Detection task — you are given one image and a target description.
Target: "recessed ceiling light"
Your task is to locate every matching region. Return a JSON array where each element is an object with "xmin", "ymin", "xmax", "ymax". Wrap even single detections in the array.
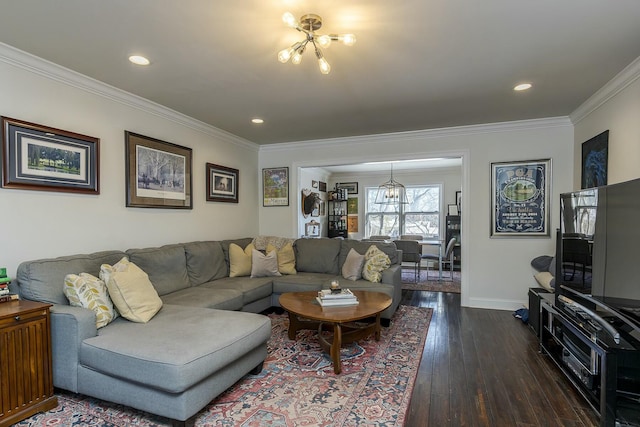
[
  {"xmin": 129, "ymin": 55, "xmax": 150, "ymax": 66},
  {"xmin": 514, "ymin": 83, "xmax": 532, "ymax": 91},
  {"xmin": 251, "ymin": 118, "xmax": 264, "ymax": 124}
]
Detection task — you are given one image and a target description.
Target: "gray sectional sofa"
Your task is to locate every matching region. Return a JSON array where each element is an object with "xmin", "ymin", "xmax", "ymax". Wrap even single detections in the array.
[{"xmin": 14, "ymin": 237, "xmax": 402, "ymax": 426}]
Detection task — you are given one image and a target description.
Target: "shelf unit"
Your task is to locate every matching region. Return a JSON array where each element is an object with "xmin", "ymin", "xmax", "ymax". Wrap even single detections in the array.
[
  {"xmin": 538, "ymin": 293, "xmax": 640, "ymax": 426},
  {"xmin": 327, "ymin": 191, "xmax": 348, "ymax": 238},
  {"xmin": 445, "ymin": 215, "xmax": 461, "ymax": 268}
]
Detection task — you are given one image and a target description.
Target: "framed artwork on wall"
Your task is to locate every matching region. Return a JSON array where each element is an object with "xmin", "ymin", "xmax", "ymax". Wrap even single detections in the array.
[
  {"xmin": 125, "ymin": 131, "xmax": 192, "ymax": 209},
  {"xmin": 581, "ymin": 130, "xmax": 608, "ymax": 189},
  {"xmin": 337, "ymin": 181, "xmax": 358, "ymax": 195},
  {"xmin": 1, "ymin": 116, "xmax": 100, "ymax": 194},
  {"xmin": 455, "ymin": 190, "xmax": 462, "ymax": 214},
  {"xmin": 263, "ymin": 167, "xmax": 289, "ymax": 206},
  {"xmin": 206, "ymin": 163, "xmax": 238, "ymax": 203},
  {"xmin": 491, "ymin": 159, "xmax": 551, "ymax": 237}
]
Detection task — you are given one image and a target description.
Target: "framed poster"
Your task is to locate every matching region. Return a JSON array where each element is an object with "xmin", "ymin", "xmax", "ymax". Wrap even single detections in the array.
[
  {"xmin": 263, "ymin": 167, "xmax": 289, "ymax": 206},
  {"xmin": 125, "ymin": 131, "xmax": 192, "ymax": 209},
  {"xmin": 581, "ymin": 130, "xmax": 608, "ymax": 189},
  {"xmin": 347, "ymin": 197, "xmax": 358, "ymax": 214},
  {"xmin": 491, "ymin": 159, "xmax": 551, "ymax": 237},
  {"xmin": 206, "ymin": 163, "xmax": 238, "ymax": 203},
  {"xmin": 1, "ymin": 116, "xmax": 99, "ymax": 194}
]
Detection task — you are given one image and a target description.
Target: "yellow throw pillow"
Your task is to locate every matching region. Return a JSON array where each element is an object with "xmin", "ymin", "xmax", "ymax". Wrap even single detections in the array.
[
  {"xmin": 64, "ymin": 273, "xmax": 117, "ymax": 328},
  {"xmin": 229, "ymin": 243, "xmax": 254, "ymax": 277},
  {"xmin": 267, "ymin": 242, "xmax": 297, "ymax": 275},
  {"xmin": 101, "ymin": 258, "xmax": 163, "ymax": 323},
  {"xmin": 362, "ymin": 245, "xmax": 391, "ymax": 283}
]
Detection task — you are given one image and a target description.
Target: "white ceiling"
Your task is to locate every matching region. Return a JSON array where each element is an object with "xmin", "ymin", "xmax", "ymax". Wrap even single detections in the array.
[{"xmin": 0, "ymin": 1, "xmax": 639, "ymax": 146}]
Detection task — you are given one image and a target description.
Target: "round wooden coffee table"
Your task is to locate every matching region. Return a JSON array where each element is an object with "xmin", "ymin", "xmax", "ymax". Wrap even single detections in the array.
[{"xmin": 279, "ymin": 290, "xmax": 392, "ymax": 374}]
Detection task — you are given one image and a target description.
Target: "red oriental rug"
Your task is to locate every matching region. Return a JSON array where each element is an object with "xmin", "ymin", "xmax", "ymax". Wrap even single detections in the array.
[
  {"xmin": 401, "ymin": 269, "xmax": 461, "ymax": 293},
  {"xmin": 17, "ymin": 305, "xmax": 432, "ymax": 427}
]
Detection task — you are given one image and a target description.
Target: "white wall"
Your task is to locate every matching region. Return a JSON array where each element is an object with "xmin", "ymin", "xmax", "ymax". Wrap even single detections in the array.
[
  {"xmin": 259, "ymin": 119, "xmax": 574, "ymax": 310},
  {"xmin": 0, "ymin": 45, "xmax": 260, "ymax": 279},
  {"xmin": 298, "ymin": 167, "xmax": 331, "ymax": 237},
  {"xmin": 572, "ymin": 57, "xmax": 640, "ymax": 187}
]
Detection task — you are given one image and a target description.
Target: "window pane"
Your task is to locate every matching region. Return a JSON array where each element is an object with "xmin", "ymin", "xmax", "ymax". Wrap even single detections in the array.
[
  {"xmin": 405, "ymin": 213, "xmax": 439, "ymax": 237},
  {"xmin": 406, "ymin": 187, "xmax": 439, "ymax": 211}
]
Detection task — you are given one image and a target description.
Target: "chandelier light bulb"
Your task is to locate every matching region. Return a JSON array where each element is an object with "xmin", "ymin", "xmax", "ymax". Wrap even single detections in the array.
[
  {"xmin": 292, "ymin": 51, "xmax": 303, "ymax": 65},
  {"xmin": 317, "ymin": 35, "xmax": 332, "ymax": 48},
  {"xmin": 339, "ymin": 34, "xmax": 356, "ymax": 46},
  {"xmin": 318, "ymin": 57, "xmax": 331, "ymax": 74},
  {"xmin": 282, "ymin": 12, "xmax": 297, "ymax": 28},
  {"xmin": 277, "ymin": 47, "xmax": 293, "ymax": 63}
]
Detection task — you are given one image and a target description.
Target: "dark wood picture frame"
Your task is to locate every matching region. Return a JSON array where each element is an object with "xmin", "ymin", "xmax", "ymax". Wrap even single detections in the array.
[
  {"xmin": 125, "ymin": 131, "xmax": 192, "ymax": 209},
  {"xmin": 263, "ymin": 167, "xmax": 289, "ymax": 207},
  {"xmin": 206, "ymin": 163, "xmax": 238, "ymax": 203},
  {"xmin": 1, "ymin": 116, "xmax": 99, "ymax": 194}
]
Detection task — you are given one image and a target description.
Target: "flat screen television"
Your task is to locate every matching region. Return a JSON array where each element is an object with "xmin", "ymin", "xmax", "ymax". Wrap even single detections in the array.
[{"xmin": 557, "ymin": 177, "xmax": 640, "ymax": 336}]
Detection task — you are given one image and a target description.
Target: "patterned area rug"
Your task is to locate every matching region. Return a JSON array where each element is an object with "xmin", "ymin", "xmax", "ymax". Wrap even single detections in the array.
[
  {"xmin": 401, "ymin": 269, "xmax": 461, "ymax": 293},
  {"xmin": 18, "ymin": 305, "xmax": 432, "ymax": 427}
]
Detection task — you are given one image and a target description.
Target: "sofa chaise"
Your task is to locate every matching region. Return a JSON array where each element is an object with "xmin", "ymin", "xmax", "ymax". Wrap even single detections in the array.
[{"xmin": 13, "ymin": 237, "xmax": 402, "ymax": 426}]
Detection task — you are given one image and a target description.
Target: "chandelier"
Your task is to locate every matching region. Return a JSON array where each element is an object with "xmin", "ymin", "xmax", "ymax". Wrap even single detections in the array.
[
  {"xmin": 277, "ymin": 12, "xmax": 356, "ymax": 75},
  {"xmin": 375, "ymin": 164, "xmax": 408, "ymax": 205}
]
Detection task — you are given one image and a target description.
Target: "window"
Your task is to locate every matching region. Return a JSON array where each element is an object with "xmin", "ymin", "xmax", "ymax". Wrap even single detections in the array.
[{"xmin": 365, "ymin": 185, "xmax": 441, "ymax": 238}]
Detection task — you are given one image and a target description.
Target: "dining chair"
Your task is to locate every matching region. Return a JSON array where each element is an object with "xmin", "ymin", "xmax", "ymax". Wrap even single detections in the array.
[
  {"xmin": 368, "ymin": 235, "xmax": 391, "ymax": 241},
  {"xmin": 393, "ymin": 239, "xmax": 422, "ymax": 282},
  {"xmin": 422, "ymin": 237, "xmax": 457, "ymax": 281}
]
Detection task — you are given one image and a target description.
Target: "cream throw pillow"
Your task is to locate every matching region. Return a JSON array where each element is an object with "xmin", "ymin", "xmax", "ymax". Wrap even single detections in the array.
[
  {"xmin": 362, "ymin": 245, "xmax": 391, "ymax": 283},
  {"xmin": 251, "ymin": 249, "xmax": 282, "ymax": 278},
  {"xmin": 229, "ymin": 243, "xmax": 255, "ymax": 277},
  {"xmin": 342, "ymin": 248, "xmax": 365, "ymax": 281},
  {"xmin": 266, "ymin": 242, "xmax": 297, "ymax": 275},
  {"xmin": 64, "ymin": 273, "xmax": 117, "ymax": 328},
  {"xmin": 101, "ymin": 258, "xmax": 162, "ymax": 323}
]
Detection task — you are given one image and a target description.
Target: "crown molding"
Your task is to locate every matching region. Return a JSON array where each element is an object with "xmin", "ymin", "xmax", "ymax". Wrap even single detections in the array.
[
  {"xmin": 260, "ymin": 116, "xmax": 572, "ymax": 153},
  {"xmin": 570, "ymin": 56, "xmax": 640, "ymax": 125},
  {"xmin": 0, "ymin": 43, "xmax": 258, "ymax": 152}
]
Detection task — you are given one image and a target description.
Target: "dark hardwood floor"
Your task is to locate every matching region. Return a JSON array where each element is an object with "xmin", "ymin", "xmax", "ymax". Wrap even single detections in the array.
[{"xmin": 402, "ymin": 290, "xmax": 599, "ymax": 427}]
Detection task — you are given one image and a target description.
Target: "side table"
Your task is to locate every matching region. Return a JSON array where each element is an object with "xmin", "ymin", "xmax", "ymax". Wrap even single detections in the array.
[{"xmin": 0, "ymin": 300, "xmax": 58, "ymax": 427}]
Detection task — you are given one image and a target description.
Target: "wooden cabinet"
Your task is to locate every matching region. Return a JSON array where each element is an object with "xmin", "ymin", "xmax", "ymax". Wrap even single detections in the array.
[{"xmin": 0, "ymin": 300, "xmax": 57, "ymax": 427}]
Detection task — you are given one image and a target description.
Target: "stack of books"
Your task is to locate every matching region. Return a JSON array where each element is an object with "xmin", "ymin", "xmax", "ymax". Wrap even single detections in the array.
[
  {"xmin": 316, "ymin": 289, "xmax": 359, "ymax": 307},
  {"xmin": 0, "ymin": 267, "xmax": 18, "ymax": 303}
]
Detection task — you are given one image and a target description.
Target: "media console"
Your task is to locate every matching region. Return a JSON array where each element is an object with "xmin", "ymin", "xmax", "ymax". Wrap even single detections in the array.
[{"xmin": 538, "ymin": 292, "xmax": 640, "ymax": 426}]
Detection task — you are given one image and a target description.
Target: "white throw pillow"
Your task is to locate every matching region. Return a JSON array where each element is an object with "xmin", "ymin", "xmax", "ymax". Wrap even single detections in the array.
[
  {"xmin": 251, "ymin": 249, "xmax": 282, "ymax": 278},
  {"xmin": 342, "ymin": 248, "xmax": 365, "ymax": 281},
  {"xmin": 64, "ymin": 272, "xmax": 117, "ymax": 328}
]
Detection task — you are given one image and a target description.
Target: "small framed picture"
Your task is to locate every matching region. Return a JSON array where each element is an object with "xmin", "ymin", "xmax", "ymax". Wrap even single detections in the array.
[
  {"xmin": 448, "ymin": 204, "xmax": 459, "ymax": 216},
  {"xmin": 305, "ymin": 220, "xmax": 320, "ymax": 237},
  {"xmin": 125, "ymin": 131, "xmax": 192, "ymax": 209},
  {"xmin": 1, "ymin": 116, "xmax": 100, "ymax": 194},
  {"xmin": 206, "ymin": 163, "xmax": 238, "ymax": 203}
]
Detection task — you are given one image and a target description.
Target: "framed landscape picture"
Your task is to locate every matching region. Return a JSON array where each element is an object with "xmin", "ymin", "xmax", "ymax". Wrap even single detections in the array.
[
  {"xmin": 206, "ymin": 163, "xmax": 238, "ymax": 203},
  {"xmin": 491, "ymin": 159, "xmax": 551, "ymax": 237},
  {"xmin": 263, "ymin": 167, "xmax": 289, "ymax": 206},
  {"xmin": 337, "ymin": 182, "xmax": 358, "ymax": 195},
  {"xmin": 1, "ymin": 116, "xmax": 99, "ymax": 194},
  {"xmin": 125, "ymin": 131, "xmax": 192, "ymax": 209}
]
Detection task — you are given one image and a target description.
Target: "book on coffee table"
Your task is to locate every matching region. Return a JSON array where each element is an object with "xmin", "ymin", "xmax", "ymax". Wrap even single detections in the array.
[
  {"xmin": 318, "ymin": 289, "xmax": 356, "ymax": 299},
  {"xmin": 316, "ymin": 296, "xmax": 359, "ymax": 307}
]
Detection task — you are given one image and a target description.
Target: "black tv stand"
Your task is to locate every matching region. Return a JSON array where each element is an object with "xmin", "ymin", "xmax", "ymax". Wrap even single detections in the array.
[{"xmin": 538, "ymin": 293, "xmax": 640, "ymax": 426}]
